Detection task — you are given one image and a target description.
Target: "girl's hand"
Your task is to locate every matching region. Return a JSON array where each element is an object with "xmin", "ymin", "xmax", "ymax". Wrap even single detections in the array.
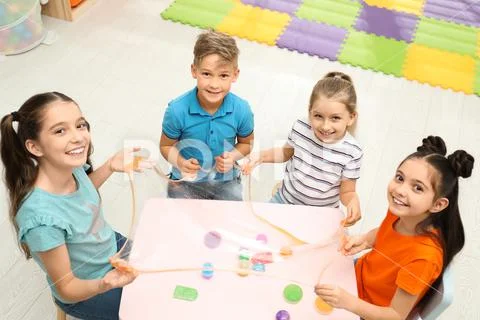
[
  {"xmin": 241, "ymin": 153, "xmax": 262, "ymax": 175},
  {"xmin": 314, "ymin": 284, "xmax": 355, "ymax": 310},
  {"xmin": 100, "ymin": 259, "xmax": 137, "ymax": 292},
  {"xmin": 109, "ymin": 147, "xmax": 154, "ymax": 173},
  {"xmin": 344, "ymin": 195, "xmax": 361, "ymax": 226},
  {"xmin": 215, "ymin": 152, "xmax": 234, "ymax": 173},
  {"xmin": 340, "ymin": 234, "xmax": 370, "ymax": 256}
]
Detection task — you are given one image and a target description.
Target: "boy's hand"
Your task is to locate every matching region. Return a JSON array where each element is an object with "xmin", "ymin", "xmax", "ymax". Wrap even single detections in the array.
[
  {"xmin": 340, "ymin": 234, "xmax": 370, "ymax": 256},
  {"xmin": 241, "ymin": 153, "xmax": 262, "ymax": 175},
  {"xmin": 215, "ymin": 152, "xmax": 234, "ymax": 173},
  {"xmin": 314, "ymin": 284, "xmax": 355, "ymax": 310},
  {"xmin": 344, "ymin": 195, "xmax": 361, "ymax": 226},
  {"xmin": 178, "ymin": 158, "xmax": 200, "ymax": 177}
]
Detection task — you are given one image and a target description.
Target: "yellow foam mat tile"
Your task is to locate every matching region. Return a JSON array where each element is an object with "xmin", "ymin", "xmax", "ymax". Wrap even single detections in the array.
[
  {"xmin": 404, "ymin": 44, "xmax": 476, "ymax": 94},
  {"xmin": 217, "ymin": 3, "xmax": 291, "ymax": 46},
  {"xmin": 364, "ymin": 0, "xmax": 392, "ymax": 10},
  {"xmin": 364, "ymin": 0, "xmax": 425, "ymax": 15}
]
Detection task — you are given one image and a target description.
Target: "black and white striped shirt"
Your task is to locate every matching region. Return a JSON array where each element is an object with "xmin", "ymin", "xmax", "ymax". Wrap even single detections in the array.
[{"xmin": 279, "ymin": 119, "xmax": 363, "ymax": 207}]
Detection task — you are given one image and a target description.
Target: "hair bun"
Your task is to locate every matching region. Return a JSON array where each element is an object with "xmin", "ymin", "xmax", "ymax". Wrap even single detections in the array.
[
  {"xmin": 417, "ymin": 136, "xmax": 447, "ymax": 156},
  {"xmin": 324, "ymin": 72, "xmax": 352, "ymax": 83},
  {"xmin": 447, "ymin": 150, "xmax": 474, "ymax": 178}
]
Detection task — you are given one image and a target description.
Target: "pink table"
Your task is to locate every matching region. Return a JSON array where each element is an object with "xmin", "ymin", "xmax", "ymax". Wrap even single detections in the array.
[{"xmin": 120, "ymin": 198, "xmax": 359, "ymax": 320}]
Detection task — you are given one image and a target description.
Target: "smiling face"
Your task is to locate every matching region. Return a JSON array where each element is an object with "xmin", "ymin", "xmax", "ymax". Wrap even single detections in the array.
[
  {"xmin": 308, "ymin": 96, "xmax": 356, "ymax": 144},
  {"xmin": 191, "ymin": 54, "xmax": 239, "ymax": 112},
  {"xmin": 26, "ymin": 101, "xmax": 91, "ymax": 170},
  {"xmin": 387, "ymin": 158, "xmax": 448, "ymax": 223}
]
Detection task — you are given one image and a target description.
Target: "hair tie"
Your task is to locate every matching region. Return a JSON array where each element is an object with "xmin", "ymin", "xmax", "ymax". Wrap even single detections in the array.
[{"xmin": 11, "ymin": 111, "xmax": 19, "ymax": 122}]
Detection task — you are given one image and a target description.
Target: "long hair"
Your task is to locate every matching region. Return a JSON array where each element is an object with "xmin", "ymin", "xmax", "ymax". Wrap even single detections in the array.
[
  {"xmin": 0, "ymin": 92, "xmax": 93, "ymax": 258},
  {"xmin": 401, "ymin": 136, "xmax": 474, "ymax": 310}
]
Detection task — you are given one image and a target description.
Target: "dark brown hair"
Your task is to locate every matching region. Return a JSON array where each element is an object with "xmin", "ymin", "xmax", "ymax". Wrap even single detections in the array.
[
  {"xmin": 0, "ymin": 92, "xmax": 93, "ymax": 258},
  {"xmin": 402, "ymin": 136, "xmax": 473, "ymax": 311}
]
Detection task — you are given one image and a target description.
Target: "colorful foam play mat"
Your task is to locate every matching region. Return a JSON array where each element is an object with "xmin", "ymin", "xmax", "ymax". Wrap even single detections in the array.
[{"xmin": 161, "ymin": 0, "xmax": 480, "ymax": 96}]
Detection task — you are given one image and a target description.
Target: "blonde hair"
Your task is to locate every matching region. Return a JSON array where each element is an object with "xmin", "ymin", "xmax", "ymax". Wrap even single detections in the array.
[
  {"xmin": 309, "ymin": 72, "xmax": 357, "ymax": 114},
  {"xmin": 193, "ymin": 30, "xmax": 239, "ymax": 67}
]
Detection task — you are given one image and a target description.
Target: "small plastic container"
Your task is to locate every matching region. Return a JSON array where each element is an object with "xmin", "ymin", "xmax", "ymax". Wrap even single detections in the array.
[{"xmin": 0, "ymin": 0, "xmax": 46, "ymax": 55}]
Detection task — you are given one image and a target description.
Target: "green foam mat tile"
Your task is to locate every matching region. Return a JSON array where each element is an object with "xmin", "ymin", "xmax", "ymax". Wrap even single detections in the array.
[
  {"xmin": 161, "ymin": 0, "xmax": 234, "ymax": 29},
  {"xmin": 160, "ymin": 0, "xmax": 480, "ymax": 95},
  {"xmin": 296, "ymin": 0, "xmax": 362, "ymax": 29},
  {"xmin": 414, "ymin": 17, "xmax": 479, "ymax": 57},
  {"xmin": 339, "ymin": 31, "xmax": 408, "ymax": 76}
]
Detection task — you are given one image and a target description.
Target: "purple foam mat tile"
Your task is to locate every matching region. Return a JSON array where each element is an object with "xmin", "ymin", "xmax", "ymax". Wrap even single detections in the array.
[
  {"xmin": 276, "ymin": 17, "xmax": 348, "ymax": 60},
  {"xmin": 424, "ymin": 0, "xmax": 480, "ymax": 27},
  {"xmin": 355, "ymin": 4, "xmax": 419, "ymax": 42},
  {"xmin": 241, "ymin": 0, "xmax": 302, "ymax": 15}
]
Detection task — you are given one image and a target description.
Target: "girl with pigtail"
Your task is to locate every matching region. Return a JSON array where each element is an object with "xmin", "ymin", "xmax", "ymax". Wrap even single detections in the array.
[
  {"xmin": 315, "ymin": 136, "xmax": 474, "ymax": 320},
  {"xmin": 0, "ymin": 92, "xmax": 150, "ymax": 319},
  {"xmin": 243, "ymin": 72, "xmax": 363, "ymax": 226}
]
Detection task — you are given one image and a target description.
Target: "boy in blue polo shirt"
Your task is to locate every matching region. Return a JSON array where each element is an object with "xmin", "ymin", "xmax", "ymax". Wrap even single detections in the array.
[{"xmin": 160, "ymin": 30, "xmax": 254, "ymax": 201}]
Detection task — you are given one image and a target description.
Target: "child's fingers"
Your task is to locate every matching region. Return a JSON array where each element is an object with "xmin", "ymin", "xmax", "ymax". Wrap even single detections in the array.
[
  {"xmin": 124, "ymin": 147, "xmax": 141, "ymax": 156},
  {"xmin": 183, "ymin": 165, "xmax": 199, "ymax": 174},
  {"xmin": 343, "ymin": 220, "xmax": 355, "ymax": 227},
  {"xmin": 346, "ymin": 206, "xmax": 355, "ymax": 222},
  {"xmin": 187, "ymin": 159, "xmax": 201, "ymax": 169},
  {"xmin": 241, "ymin": 167, "xmax": 252, "ymax": 175},
  {"xmin": 315, "ymin": 284, "xmax": 335, "ymax": 290},
  {"xmin": 344, "ymin": 238, "xmax": 367, "ymax": 255},
  {"xmin": 221, "ymin": 151, "xmax": 231, "ymax": 159},
  {"xmin": 134, "ymin": 159, "xmax": 155, "ymax": 171},
  {"xmin": 342, "ymin": 248, "xmax": 357, "ymax": 256},
  {"xmin": 314, "ymin": 284, "xmax": 335, "ymax": 295},
  {"xmin": 344, "ymin": 209, "xmax": 359, "ymax": 227},
  {"xmin": 316, "ymin": 290, "xmax": 335, "ymax": 299},
  {"xmin": 343, "ymin": 237, "xmax": 357, "ymax": 251},
  {"xmin": 214, "ymin": 156, "xmax": 225, "ymax": 167}
]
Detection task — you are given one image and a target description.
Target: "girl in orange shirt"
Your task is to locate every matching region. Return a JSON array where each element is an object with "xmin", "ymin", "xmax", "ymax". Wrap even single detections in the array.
[{"xmin": 315, "ymin": 136, "xmax": 474, "ymax": 319}]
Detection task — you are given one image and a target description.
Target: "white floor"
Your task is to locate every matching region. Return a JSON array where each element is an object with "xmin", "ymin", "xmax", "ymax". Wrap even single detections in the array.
[{"xmin": 1, "ymin": 0, "xmax": 479, "ymax": 319}]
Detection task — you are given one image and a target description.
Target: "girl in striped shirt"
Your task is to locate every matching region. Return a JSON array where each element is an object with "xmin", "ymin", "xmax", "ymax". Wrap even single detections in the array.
[{"xmin": 242, "ymin": 72, "xmax": 362, "ymax": 226}]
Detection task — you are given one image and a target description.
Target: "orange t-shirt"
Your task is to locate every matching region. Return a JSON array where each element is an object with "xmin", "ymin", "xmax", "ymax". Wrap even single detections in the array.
[{"xmin": 355, "ymin": 211, "xmax": 443, "ymax": 307}]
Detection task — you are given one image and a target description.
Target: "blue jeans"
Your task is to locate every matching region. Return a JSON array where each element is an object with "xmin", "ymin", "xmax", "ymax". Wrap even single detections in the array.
[
  {"xmin": 55, "ymin": 232, "xmax": 128, "ymax": 320},
  {"xmin": 167, "ymin": 175, "xmax": 243, "ymax": 201},
  {"xmin": 269, "ymin": 190, "xmax": 286, "ymax": 204}
]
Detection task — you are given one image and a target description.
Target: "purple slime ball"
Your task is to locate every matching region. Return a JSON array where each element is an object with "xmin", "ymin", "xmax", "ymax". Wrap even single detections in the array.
[{"xmin": 276, "ymin": 310, "xmax": 290, "ymax": 320}]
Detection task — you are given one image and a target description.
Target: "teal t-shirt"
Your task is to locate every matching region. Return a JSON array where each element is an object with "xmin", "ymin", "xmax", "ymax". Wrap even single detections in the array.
[{"xmin": 15, "ymin": 166, "xmax": 117, "ymax": 303}]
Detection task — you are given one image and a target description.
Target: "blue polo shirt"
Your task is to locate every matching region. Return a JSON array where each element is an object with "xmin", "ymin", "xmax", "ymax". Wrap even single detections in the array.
[{"xmin": 162, "ymin": 87, "xmax": 254, "ymax": 181}]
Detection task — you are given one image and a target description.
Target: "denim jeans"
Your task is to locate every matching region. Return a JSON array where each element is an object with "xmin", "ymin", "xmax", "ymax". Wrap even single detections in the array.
[
  {"xmin": 269, "ymin": 190, "xmax": 286, "ymax": 204},
  {"xmin": 55, "ymin": 232, "xmax": 128, "ymax": 320},
  {"xmin": 167, "ymin": 175, "xmax": 243, "ymax": 201}
]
